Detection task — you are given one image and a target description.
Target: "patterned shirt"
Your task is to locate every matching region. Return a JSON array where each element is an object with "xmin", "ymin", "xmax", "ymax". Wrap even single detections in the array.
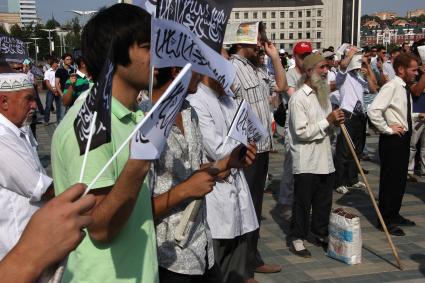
[
  {"xmin": 147, "ymin": 100, "xmax": 214, "ymax": 275},
  {"xmin": 230, "ymin": 54, "xmax": 275, "ymax": 152}
]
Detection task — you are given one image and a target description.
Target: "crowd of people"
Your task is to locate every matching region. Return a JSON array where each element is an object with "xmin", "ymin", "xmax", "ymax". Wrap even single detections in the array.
[{"xmin": 0, "ymin": 3, "xmax": 425, "ymax": 283}]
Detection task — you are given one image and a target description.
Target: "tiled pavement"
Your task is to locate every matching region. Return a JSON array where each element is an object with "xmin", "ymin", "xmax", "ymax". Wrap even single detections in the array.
[{"xmin": 35, "ymin": 93, "xmax": 425, "ymax": 282}]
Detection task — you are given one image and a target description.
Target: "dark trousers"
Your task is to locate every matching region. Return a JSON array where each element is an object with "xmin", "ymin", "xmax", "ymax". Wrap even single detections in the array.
[
  {"xmin": 290, "ymin": 173, "xmax": 335, "ymax": 240},
  {"xmin": 44, "ymin": 91, "xmax": 63, "ymax": 123},
  {"xmin": 243, "ymin": 152, "xmax": 269, "ymax": 276},
  {"xmin": 34, "ymin": 86, "xmax": 44, "ymax": 115},
  {"xmin": 335, "ymin": 111, "xmax": 366, "ymax": 187},
  {"xmin": 159, "ymin": 263, "xmax": 223, "ymax": 283},
  {"xmin": 213, "ymin": 236, "xmax": 247, "ymax": 283},
  {"xmin": 378, "ymin": 133, "xmax": 411, "ymax": 222}
]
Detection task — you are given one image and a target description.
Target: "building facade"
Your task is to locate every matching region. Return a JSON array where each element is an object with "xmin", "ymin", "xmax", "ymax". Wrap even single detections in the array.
[
  {"xmin": 361, "ymin": 26, "xmax": 425, "ymax": 47},
  {"xmin": 0, "ymin": 0, "xmax": 37, "ymax": 26},
  {"xmin": 407, "ymin": 9, "xmax": 425, "ymax": 18},
  {"xmin": 228, "ymin": 0, "xmax": 360, "ymax": 53},
  {"xmin": 372, "ymin": 11, "xmax": 397, "ymax": 20}
]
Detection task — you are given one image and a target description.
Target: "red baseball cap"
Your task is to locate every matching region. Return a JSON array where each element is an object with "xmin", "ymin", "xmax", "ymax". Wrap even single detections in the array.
[{"xmin": 293, "ymin": 41, "xmax": 313, "ymax": 55}]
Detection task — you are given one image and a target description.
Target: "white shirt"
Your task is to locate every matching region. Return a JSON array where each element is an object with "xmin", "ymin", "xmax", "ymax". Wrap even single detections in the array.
[
  {"xmin": 383, "ymin": 60, "xmax": 396, "ymax": 80},
  {"xmin": 188, "ymin": 83, "xmax": 259, "ymax": 239},
  {"xmin": 336, "ymin": 70, "xmax": 369, "ymax": 113},
  {"xmin": 0, "ymin": 114, "xmax": 52, "ymax": 259},
  {"xmin": 43, "ymin": 67, "xmax": 56, "ymax": 89},
  {"xmin": 288, "ymin": 84, "xmax": 335, "ymax": 174},
  {"xmin": 328, "ymin": 69, "xmax": 340, "ymax": 106},
  {"xmin": 368, "ymin": 76, "xmax": 417, "ymax": 135}
]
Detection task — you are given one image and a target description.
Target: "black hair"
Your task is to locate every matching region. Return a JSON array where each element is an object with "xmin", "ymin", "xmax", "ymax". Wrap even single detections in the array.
[
  {"xmin": 81, "ymin": 3, "xmax": 151, "ymax": 81},
  {"xmin": 389, "ymin": 47, "xmax": 401, "ymax": 56},
  {"xmin": 75, "ymin": 56, "xmax": 85, "ymax": 69},
  {"xmin": 362, "ymin": 46, "xmax": 371, "ymax": 53},
  {"xmin": 377, "ymin": 45, "xmax": 386, "ymax": 52},
  {"xmin": 61, "ymin": 53, "xmax": 72, "ymax": 60},
  {"xmin": 156, "ymin": 67, "xmax": 173, "ymax": 89},
  {"xmin": 411, "ymin": 39, "xmax": 425, "ymax": 58}
]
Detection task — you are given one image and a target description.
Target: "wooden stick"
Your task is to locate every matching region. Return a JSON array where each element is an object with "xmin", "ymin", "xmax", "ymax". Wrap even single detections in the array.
[{"xmin": 340, "ymin": 124, "xmax": 403, "ymax": 270}]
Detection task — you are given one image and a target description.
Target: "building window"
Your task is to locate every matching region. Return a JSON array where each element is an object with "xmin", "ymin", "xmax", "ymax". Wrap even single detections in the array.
[
  {"xmin": 280, "ymin": 33, "xmax": 285, "ymax": 39},
  {"xmin": 298, "ymin": 11, "xmax": 302, "ymax": 17},
  {"xmin": 306, "ymin": 21, "xmax": 310, "ymax": 28},
  {"xmin": 317, "ymin": 10, "xmax": 322, "ymax": 17},
  {"xmin": 280, "ymin": 43, "xmax": 285, "ymax": 49},
  {"xmin": 317, "ymin": 31, "xmax": 321, "ymax": 38},
  {"xmin": 306, "ymin": 32, "xmax": 310, "ymax": 39},
  {"xmin": 289, "ymin": 33, "xmax": 293, "ymax": 39},
  {"xmin": 244, "ymin": 12, "xmax": 248, "ymax": 19},
  {"xmin": 271, "ymin": 22, "xmax": 276, "ymax": 29},
  {"xmin": 271, "ymin": 33, "xmax": 276, "ymax": 40},
  {"xmin": 289, "ymin": 21, "xmax": 294, "ymax": 29},
  {"xmin": 298, "ymin": 32, "xmax": 302, "ymax": 39},
  {"xmin": 317, "ymin": 20, "xmax": 321, "ymax": 28},
  {"xmin": 280, "ymin": 11, "xmax": 285, "ymax": 18},
  {"xmin": 253, "ymin": 12, "xmax": 257, "ymax": 19},
  {"xmin": 289, "ymin": 43, "xmax": 293, "ymax": 49},
  {"xmin": 289, "ymin": 11, "xmax": 294, "ymax": 18},
  {"xmin": 298, "ymin": 21, "xmax": 302, "ymax": 28},
  {"xmin": 280, "ymin": 22, "xmax": 285, "ymax": 29},
  {"xmin": 262, "ymin": 11, "xmax": 267, "ymax": 18},
  {"xmin": 317, "ymin": 42, "xmax": 321, "ymax": 49},
  {"xmin": 235, "ymin": 12, "xmax": 239, "ymax": 19},
  {"xmin": 307, "ymin": 10, "xmax": 311, "ymax": 17},
  {"xmin": 271, "ymin": 12, "xmax": 276, "ymax": 18}
]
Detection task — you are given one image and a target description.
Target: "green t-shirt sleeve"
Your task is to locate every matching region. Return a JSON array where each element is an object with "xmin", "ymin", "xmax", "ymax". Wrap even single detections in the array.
[{"xmin": 52, "ymin": 107, "xmax": 117, "ymax": 195}]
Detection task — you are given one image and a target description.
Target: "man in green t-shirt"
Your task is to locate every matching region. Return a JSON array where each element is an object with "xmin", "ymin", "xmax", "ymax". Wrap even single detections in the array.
[
  {"xmin": 51, "ymin": 4, "xmax": 158, "ymax": 282},
  {"xmin": 62, "ymin": 57, "xmax": 92, "ymax": 107}
]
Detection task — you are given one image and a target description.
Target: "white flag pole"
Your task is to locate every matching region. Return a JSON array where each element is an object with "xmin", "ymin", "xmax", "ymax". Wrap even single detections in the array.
[
  {"xmin": 149, "ymin": 65, "xmax": 155, "ymax": 102},
  {"xmin": 79, "ymin": 111, "xmax": 98, "ymax": 182}
]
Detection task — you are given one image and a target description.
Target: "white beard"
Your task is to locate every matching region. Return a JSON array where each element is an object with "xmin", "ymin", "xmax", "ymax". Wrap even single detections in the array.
[{"xmin": 311, "ymin": 72, "xmax": 330, "ymax": 110}]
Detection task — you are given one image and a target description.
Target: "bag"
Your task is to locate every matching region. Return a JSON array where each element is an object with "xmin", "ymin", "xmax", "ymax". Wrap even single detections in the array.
[
  {"xmin": 327, "ymin": 208, "xmax": 362, "ymax": 265},
  {"xmin": 273, "ymin": 103, "xmax": 286, "ymax": 127}
]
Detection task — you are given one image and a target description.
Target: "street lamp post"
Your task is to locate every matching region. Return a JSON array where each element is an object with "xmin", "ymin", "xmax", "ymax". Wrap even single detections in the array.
[
  {"xmin": 29, "ymin": 37, "xmax": 42, "ymax": 65},
  {"xmin": 24, "ymin": 41, "xmax": 32, "ymax": 57},
  {"xmin": 41, "ymin": 28, "xmax": 56, "ymax": 55}
]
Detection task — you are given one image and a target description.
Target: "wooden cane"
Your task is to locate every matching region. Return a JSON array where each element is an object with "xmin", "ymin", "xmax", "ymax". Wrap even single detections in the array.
[{"xmin": 340, "ymin": 124, "xmax": 403, "ymax": 270}]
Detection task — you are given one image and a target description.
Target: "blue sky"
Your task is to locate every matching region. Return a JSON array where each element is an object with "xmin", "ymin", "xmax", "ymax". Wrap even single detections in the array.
[{"xmin": 37, "ymin": 0, "xmax": 425, "ymax": 24}]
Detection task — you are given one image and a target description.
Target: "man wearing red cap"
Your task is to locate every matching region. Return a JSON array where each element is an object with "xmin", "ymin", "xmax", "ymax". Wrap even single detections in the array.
[{"xmin": 278, "ymin": 41, "xmax": 312, "ymax": 221}]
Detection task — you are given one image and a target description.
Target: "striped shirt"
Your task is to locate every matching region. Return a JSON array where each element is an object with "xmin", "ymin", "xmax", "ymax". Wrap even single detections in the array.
[{"xmin": 230, "ymin": 54, "xmax": 275, "ymax": 152}]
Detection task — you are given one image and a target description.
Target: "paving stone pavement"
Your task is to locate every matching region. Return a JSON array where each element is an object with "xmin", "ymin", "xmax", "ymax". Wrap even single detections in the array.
[{"xmin": 34, "ymin": 92, "xmax": 425, "ymax": 282}]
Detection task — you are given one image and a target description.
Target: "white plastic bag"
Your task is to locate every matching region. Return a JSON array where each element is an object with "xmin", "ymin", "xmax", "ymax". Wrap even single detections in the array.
[{"xmin": 327, "ymin": 208, "xmax": 362, "ymax": 265}]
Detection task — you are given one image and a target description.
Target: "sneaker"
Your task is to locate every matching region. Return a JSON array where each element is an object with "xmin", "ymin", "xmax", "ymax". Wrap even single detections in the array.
[
  {"xmin": 335, "ymin": 185, "xmax": 350, "ymax": 194},
  {"xmin": 407, "ymin": 174, "xmax": 418, "ymax": 182},
  {"xmin": 290, "ymin": 239, "xmax": 311, "ymax": 258},
  {"xmin": 351, "ymin": 181, "xmax": 366, "ymax": 189}
]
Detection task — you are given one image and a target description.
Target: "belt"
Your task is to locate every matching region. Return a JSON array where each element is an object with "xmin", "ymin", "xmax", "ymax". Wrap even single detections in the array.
[{"xmin": 342, "ymin": 109, "xmax": 366, "ymax": 120}]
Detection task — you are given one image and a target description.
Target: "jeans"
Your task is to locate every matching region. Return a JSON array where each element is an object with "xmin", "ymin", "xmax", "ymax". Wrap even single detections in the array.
[{"xmin": 44, "ymin": 91, "xmax": 63, "ymax": 124}]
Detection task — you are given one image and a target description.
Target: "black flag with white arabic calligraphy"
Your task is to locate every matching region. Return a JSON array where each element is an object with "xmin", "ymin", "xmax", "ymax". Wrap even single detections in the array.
[{"xmin": 73, "ymin": 50, "xmax": 114, "ymax": 155}]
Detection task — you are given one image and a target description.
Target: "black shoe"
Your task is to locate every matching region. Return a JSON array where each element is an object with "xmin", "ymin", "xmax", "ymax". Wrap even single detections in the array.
[
  {"xmin": 392, "ymin": 216, "xmax": 416, "ymax": 227},
  {"xmin": 377, "ymin": 223, "xmax": 405, "ymax": 236},
  {"xmin": 289, "ymin": 241, "xmax": 312, "ymax": 258},
  {"xmin": 309, "ymin": 236, "xmax": 328, "ymax": 250},
  {"xmin": 362, "ymin": 167, "xmax": 370, "ymax": 174}
]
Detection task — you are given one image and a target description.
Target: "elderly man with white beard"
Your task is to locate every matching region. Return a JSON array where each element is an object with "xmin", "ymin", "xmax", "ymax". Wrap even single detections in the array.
[
  {"xmin": 287, "ymin": 54, "xmax": 345, "ymax": 258},
  {"xmin": 0, "ymin": 73, "xmax": 54, "ymax": 259}
]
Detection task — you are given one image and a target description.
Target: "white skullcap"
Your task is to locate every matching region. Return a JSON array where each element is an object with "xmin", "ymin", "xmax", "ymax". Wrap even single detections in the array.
[
  {"xmin": 0, "ymin": 73, "xmax": 33, "ymax": 92},
  {"xmin": 347, "ymin": 54, "xmax": 363, "ymax": 72}
]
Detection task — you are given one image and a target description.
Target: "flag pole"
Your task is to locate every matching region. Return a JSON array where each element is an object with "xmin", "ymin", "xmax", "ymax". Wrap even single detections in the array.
[
  {"xmin": 149, "ymin": 65, "xmax": 155, "ymax": 102},
  {"xmin": 340, "ymin": 124, "xmax": 403, "ymax": 270}
]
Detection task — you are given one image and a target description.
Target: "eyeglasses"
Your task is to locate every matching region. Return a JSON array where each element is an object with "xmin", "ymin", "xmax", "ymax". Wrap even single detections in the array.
[{"xmin": 12, "ymin": 67, "xmax": 23, "ymax": 71}]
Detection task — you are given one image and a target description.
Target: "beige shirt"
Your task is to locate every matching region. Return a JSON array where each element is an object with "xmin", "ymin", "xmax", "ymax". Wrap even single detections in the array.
[
  {"xmin": 288, "ymin": 84, "xmax": 335, "ymax": 175},
  {"xmin": 368, "ymin": 76, "xmax": 417, "ymax": 135}
]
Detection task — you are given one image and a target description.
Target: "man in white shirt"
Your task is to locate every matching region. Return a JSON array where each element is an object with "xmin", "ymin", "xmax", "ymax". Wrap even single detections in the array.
[
  {"xmin": 0, "ymin": 73, "xmax": 53, "ymax": 259},
  {"xmin": 334, "ymin": 47, "xmax": 378, "ymax": 194},
  {"xmin": 382, "ymin": 48, "xmax": 401, "ymax": 84},
  {"xmin": 368, "ymin": 53, "xmax": 424, "ymax": 236},
  {"xmin": 189, "ymin": 75, "xmax": 259, "ymax": 283},
  {"xmin": 43, "ymin": 58, "xmax": 62, "ymax": 125},
  {"xmin": 288, "ymin": 53, "xmax": 344, "ymax": 257}
]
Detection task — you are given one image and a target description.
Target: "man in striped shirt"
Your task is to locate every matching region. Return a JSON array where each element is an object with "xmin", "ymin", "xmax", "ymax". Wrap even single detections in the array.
[{"xmin": 229, "ymin": 23, "xmax": 287, "ymax": 280}]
